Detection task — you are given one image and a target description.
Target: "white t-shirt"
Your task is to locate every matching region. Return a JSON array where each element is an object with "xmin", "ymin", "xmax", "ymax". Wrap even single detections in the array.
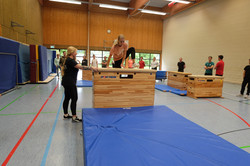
[
  {"xmin": 54, "ymin": 58, "xmax": 60, "ymax": 66},
  {"xmin": 92, "ymin": 59, "xmax": 98, "ymax": 67},
  {"xmin": 151, "ymin": 61, "xmax": 159, "ymax": 68}
]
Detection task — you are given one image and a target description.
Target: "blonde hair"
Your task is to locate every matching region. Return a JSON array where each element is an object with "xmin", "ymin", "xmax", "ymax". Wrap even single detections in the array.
[
  {"xmin": 113, "ymin": 34, "xmax": 125, "ymax": 46},
  {"xmin": 67, "ymin": 46, "xmax": 77, "ymax": 56},
  {"xmin": 63, "ymin": 46, "xmax": 77, "ymax": 67}
]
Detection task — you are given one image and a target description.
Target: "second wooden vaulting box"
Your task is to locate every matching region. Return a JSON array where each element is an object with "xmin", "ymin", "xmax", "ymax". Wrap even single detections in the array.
[{"xmin": 93, "ymin": 68, "xmax": 157, "ymax": 108}]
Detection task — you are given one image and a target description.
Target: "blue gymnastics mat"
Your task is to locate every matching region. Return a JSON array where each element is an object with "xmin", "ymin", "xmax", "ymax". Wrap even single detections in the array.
[
  {"xmin": 155, "ymin": 84, "xmax": 187, "ymax": 96},
  {"xmin": 76, "ymin": 80, "xmax": 92, "ymax": 87},
  {"xmin": 82, "ymin": 105, "xmax": 250, "ymax": 166}
]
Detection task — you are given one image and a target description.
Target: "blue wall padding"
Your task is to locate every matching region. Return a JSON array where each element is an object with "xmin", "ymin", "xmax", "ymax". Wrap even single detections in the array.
[
  {"xmin": 18, "ymin": 44, "xmax": 30, "ymax": 83},
  {"xmin": 156, "ymin": 71, "xmax": 167, "ymax": 79},
  {"xmin": 82, "ymin": 105, "xmax": 250, "ymax": 166},
  {"xmin": 38, "ymin": 45, "xmax": 48, "ymax": 81},
  {"xmin": 0, "ymin": 37, "xmax": 19, "ymax": 93},
  {"xmin": 47, "ymin": 49, "xmax": 53, "ymax": 75},
  {"xmin": 52, "ymin": 51, "xmax": 56, "ymax": 73}
]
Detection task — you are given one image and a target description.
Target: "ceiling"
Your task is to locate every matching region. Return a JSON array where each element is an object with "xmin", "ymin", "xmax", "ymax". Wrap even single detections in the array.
[
  {"xmin": 111, "ymin": 0, "xmax": 170, "ymax": 8},
  {"xmin": 42, "ymin": 0, "xmax": 206, "ymax": 19}
]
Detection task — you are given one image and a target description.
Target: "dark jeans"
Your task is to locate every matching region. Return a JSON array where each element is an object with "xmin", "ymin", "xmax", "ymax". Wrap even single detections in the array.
[
  {"xmin": 205, "ymin": 73, "xmax": 212, "ymax": 76},
  {"xmin": 114, "ymin": 47, "xmax": 135, "ymax": 68},
  {"xmin": 63, "ymin": 86, "xmax": 78, "ymax": 115},
  {"xmin": 240, "ymin": 78, "xmax": 250, "ymax": 95},
  {"xmin": 56, "ymin": 66, "xmax": 60, "ymax": 76}
]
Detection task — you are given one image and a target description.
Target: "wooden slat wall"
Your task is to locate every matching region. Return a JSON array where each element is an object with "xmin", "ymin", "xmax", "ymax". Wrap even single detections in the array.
[
  {"xmin": 43, "ymin": 6, "xmax": 88, "ymax": 46},
  {"xmin": 43, "ymin": 7, "xmax": 163, "ymax": 51}
]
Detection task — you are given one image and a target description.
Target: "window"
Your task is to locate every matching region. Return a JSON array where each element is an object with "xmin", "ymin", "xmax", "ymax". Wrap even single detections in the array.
[
  {"xmin": 90, "ymin": 50, "xmax": 161, "ymax": 69},
  {"xmin": 136, "ymin": 53, "xmax": 161, "ymax": 69}
]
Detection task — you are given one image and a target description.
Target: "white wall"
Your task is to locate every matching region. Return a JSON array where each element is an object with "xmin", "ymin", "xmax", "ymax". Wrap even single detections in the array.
[{"xmin": 162, "ymin": 0, "xmax": 250, "ymax": 83}]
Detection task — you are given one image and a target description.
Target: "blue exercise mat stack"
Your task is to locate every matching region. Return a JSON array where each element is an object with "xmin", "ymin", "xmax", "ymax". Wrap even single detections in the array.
[
  {"xmin": 38, "ymin": 45, "xmax": 48, "ymax": 81},
  {"xmin": 0, "ymin": 37, "xmax": 19, "ymax": 93},
  {"xmin": 18, "ymin": 43, "xmax": 30, "ymax": 83},
  {"xmin": 47, "ymin": 49, "xmax": 53, "ymax": 75},
  {"xmin": 52, "ymin": 51, "xmax": 57, "ymax": 73},
  {"xmin": 76, "ymin": 80, "xmax": 93, "ymax": 87},
  {"xmin": 156, "ymin": 70, "xmax": 167, "ymax": 80},
  {"xmin": 82, "ymin": 105, "xmax": 250, "ymax": 166}
]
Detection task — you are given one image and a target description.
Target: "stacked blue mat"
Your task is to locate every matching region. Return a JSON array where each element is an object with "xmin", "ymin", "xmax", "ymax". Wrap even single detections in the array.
[
  {"xmin": 155, "ymin": 84, "xmax": 187, "ymax": 96},
  {"xmin": 82, "ymin": 105, "xmax": 250, "ymax": 166},
  {"xmin": 0, "ymin": 37, "xmax": 19, "ymax": 93},
  {"xmin": 76, "ymin": 80, "xmax": 93, "ymax": 87},
  {"xmin": 156, "ymin": 70, "xmax": 167, "ymax": 80}
]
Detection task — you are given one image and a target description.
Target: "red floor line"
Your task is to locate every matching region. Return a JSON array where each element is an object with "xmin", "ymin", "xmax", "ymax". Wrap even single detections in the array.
[
  {"xmin": 205, "ymin": 98, "xmax": 250, "ymax": 127},
  {"xmin": 2, "ymin": 83, "xmax": 59, "ymax": 166}
]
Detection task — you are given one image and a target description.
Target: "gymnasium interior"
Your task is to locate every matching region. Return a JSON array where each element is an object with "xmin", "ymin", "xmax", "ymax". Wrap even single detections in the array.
[{"xmin": 1, "ymin": 0, "xmax": 250, "ymax": 165}]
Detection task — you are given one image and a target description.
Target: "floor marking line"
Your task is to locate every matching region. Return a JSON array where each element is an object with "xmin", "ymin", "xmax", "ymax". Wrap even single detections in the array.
[
  {"xmin": 0, "ymin": 85, "xmax": 38, "ymax": 112},
  {"xmin": 205, "ymin": 99, "xmax": 250, "ymax": 127},
  {"xmin": 0, "ymin": 112, "xmax": 57, "ymax": 116},
  {"xmin": 2, "ymin": 83, "xmax": 58, "ymax": 166},
  {"xmin": 217, "ymin": 128, "xmax": 250, "ymax": 136},
  {"xmin": 41, "ymin": 94, "xmax": 64, "ymax": 166},
  {"xmin": 240, "ymin": 146, "xmax": 250, "ymax": 149}
]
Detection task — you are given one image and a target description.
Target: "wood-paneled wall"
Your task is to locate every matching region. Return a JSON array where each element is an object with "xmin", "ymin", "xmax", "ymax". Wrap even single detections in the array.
[
  {"xmin": 42, "ymin": 6, "xmax": 163, "ymax": 52},
  {"xmin": 0, "ymin": 0, "xmax": 43, "ymax": 44}
]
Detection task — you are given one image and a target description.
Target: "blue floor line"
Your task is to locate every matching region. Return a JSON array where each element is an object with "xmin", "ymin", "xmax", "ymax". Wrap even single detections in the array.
[{"xmin": 41, "ymin": 94, "xmax": 64, "ymax": 166}]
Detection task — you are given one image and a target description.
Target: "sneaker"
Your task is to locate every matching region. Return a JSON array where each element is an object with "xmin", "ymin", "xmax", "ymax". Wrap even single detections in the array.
[
  {"xmin": 72, "ymin": 116, "xmax": 82, "ymax": 123},
  {"xmin": 236, "ymin": 94, "xmax": 243, "ymax": 97},
  {"xmin": 63, "ymin": 114, "xmax": 72, "ymax": 119},
  {"xmin": 244, "ymin": 95, "xmax": 250, "ymax": 99}
]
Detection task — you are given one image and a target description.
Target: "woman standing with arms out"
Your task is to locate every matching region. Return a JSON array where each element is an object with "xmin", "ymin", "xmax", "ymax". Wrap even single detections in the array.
[
  {"xmin": 107, "ymin": 34, "xmax": 135, "ymax": 68},
  {"xmin": 62, "ymin": 46, "xmax": 97, "ymax": 122}
]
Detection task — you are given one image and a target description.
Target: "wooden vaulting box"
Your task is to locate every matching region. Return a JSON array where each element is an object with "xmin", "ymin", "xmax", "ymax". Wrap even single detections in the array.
[
  {"xmin": 82, "ymin": 70, "xmax": 92, "ymax": 81},
  {"xmin": 187, "ymin": 75, "xmax": 224, "ymax": 99},
  {"xmin": 93, "ymin": 68, "xmax": 157, "ymax": 108},
  {"xmin": 167, "ymin": 71, "xmax": 192, "ymax": 90}
]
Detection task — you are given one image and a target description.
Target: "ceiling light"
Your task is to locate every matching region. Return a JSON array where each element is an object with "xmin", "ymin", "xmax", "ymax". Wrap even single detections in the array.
[
  {"xmin": 49, "ymin": 0, "xmax": 81, "ymax": 5},
  {"xmin": 99, "ymin": 4, "xmax": 128, "ymax": 11},
  {"xmin": 167, "ymin": 0, "xmax": 191, "ymax": 4},
  {"xmin": 141, "ymin": 9, "xmax": 167, "ymax": 16}
]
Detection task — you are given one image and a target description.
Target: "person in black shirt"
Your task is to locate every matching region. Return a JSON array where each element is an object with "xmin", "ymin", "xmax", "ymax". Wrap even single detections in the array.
[
  {"xmin": 82, "ymin": 55, "xmax": 88, "ymax": 66},
  {"xmin": 177, "ymin": 57, "xmax": 186, "ymax": 72},
  {"xmin": 237, "ymin": 59, "xmax": 250, "ymax": 99},
  {"xmin": 62, "ymin": 46, "xmax": 97, "ymax": 122}
]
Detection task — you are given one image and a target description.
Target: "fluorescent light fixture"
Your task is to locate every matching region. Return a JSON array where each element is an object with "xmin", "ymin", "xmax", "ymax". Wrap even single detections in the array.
[
  {"xmin": 99, "ymin": 4, "xmax": 128, "ymax": 11},
  {"xmin": 141, "ymin": 9, "xmax": 167, "ymax": 16},
  {"xmin": 49, "ymin": 0, "xmax": 81, "ymax": 5},
  {"xmin": 168, "ymin": 0, "xmax": 191, "ymax": 4}
]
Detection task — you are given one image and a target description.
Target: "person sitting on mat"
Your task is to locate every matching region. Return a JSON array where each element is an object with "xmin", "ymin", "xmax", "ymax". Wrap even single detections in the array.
[
  {"xmin": 215, "ymin": 55, "xmax": 224, "ymax": 76},
  {"xmin": 151, "ymin": 57, "xmax": 159, "ymax": 70},
  {"xmin": 177, "ymin": 57, "xmax": 185, "ymax": 72},
  {"xmin": 204, "ymin": 56, "xmax": 214, "ymax": 75},
  {"xmin": 54, "ymin": 54, "xmax": 60, "ymax": 77},
  {"xmin": 237, "ymin": 59, "xmax": 250, "ymax": 99},
  {"xmin": 139, "ymin": 57, "xmax": 145, "ymax": 69},
  {"xmin": 107, "ymin": 34, "xmax": 135, "ymax": 68},
  {"xmin": 62, "ymin": 46, "xmax": 97, "ymax": 123}
]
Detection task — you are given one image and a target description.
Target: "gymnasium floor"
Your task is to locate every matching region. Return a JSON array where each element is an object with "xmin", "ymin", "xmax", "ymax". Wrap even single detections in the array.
[{"xmin": 0, "ymin": 71, "xmax": 250, "ymax": 166}]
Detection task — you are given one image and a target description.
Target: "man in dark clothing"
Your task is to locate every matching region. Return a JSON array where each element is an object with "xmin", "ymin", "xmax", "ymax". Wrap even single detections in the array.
[
  {"xmin": 237, "ymin": 59, "xmax": 250, "ymax": 99},
  {"xmin": 82, "ymin": 55, "xmax": 88, "ymax": 66},
  {"xmin": 177, "ymin": 57, "xmax": 185, "ymax": 72}
]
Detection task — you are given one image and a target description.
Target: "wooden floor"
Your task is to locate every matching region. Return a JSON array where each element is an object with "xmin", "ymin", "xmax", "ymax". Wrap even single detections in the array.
[{"xmin": 0, "ymin": 71, "xmax": 250, "ymax": 165}]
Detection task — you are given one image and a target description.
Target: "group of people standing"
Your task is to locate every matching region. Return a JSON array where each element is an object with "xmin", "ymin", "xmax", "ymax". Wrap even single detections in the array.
[{"xmin": 177, "ymin": 55, "xmax": 225, "ymax": 76}]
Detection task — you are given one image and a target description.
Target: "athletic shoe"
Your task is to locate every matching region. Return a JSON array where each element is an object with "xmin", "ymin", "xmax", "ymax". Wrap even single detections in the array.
[
  {"xmin": 236, "ymin": 94, "xmax": 243, "ymax": 97},
  {"xmin": 72, "ymin": 116, "xmax": 82, "ymax": 123},
  {"xmin": 63, "ymin": 114, "xmax": 72, "ymax": 119},
  {"xmin": 244, "ymin": 95, "xmax": 250, "ymax": 99}
]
